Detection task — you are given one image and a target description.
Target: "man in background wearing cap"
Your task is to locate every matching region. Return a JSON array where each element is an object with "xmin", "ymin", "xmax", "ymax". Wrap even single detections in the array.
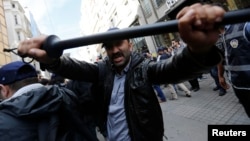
[
  {"xmin": 0, "ymin": 61, "xmax": 38, "ymax": 101},
  {"xmin": 17, "ymin": 4, "xmax": 225, "ymax": 141},
  {"xmin": 0, "ymin": 61, "xmax": 98, "ymax": 141}
]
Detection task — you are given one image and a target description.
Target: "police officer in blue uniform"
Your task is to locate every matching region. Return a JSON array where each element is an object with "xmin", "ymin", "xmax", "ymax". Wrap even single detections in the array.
[{"xmin": 218, "ymin": 22, "xmax": 250, "ymax": 117}]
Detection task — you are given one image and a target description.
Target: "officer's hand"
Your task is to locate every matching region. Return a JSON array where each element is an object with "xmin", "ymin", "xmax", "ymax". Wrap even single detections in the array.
[
  {"xmin": 219, "ymin": 76, "xmax": 230, "ymax": 90},
  {"xmin": 177, "ymin": 3, "xmax": 225, "ymax": 54}
]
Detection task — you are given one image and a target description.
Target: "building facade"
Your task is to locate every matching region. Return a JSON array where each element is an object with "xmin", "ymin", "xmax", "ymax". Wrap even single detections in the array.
[
  {"xmin": 3, "ymin": 0, "xmax": 42, "ymax": 71},
  {"xmin": 137, "ymin": 0, "xmax": 170, "ymax": 55},
  {"xmin": 0, "ymin": 0, "xmax": 11, "ymax": 67},
  {"xmin": 80, "ymin": 0, "xmax": 141, "ymax": 59},
  {"xmin": 81, "ymin": 0, "xmax": 249, "ymax": 58},
  {"xmin": 212, "ymin": 0, "xmax": 250, "ymax": 10},
  {"xmin": 138, "ymin": 0, "xmax": 250, "ymax": 55},
  {"xmin": 2, "ymin": 0, "xmax": 46, "ymax": 77},
  {"xmin": 3, "ymin": 0, "xmax": 32, "ymax": 61}
]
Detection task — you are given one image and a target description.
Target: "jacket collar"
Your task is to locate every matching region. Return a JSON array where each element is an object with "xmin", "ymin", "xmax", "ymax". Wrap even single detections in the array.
[{"xmin": 1, "ymin": 83, "xmax": 43, "ymax": 103}]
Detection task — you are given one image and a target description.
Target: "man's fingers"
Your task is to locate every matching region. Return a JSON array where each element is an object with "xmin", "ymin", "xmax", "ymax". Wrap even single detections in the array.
[
  {"xmin": 17, "ymin": 36, "xmax": 47, "ymax": 57},
  {"xmin": 28, "ymin": 48, "xmax": 51, "ymax": 64},
  {"xmin": 178, "ymin": 9, "xmax": 196, "ymax": 41}
]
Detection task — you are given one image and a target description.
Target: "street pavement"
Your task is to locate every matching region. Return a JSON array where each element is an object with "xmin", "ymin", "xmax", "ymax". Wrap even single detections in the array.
[
  {"xmin": 97, "ymin": 73, "xmax": 250, "ymax": 141},
  {"xmin": 160, "ymin": 74, "xmax": 250, "ymax": 141}
]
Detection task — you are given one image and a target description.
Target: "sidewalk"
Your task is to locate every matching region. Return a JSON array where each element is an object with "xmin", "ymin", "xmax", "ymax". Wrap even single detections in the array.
[{"xmin": 160, "ymin": 74, "xmax": 250, "ymax": 141}]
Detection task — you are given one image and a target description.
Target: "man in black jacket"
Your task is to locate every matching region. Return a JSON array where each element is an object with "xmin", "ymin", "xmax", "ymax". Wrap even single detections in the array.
[
  {"xmin": 0, "ymin": 61, "xmax": 97, "ymax": 141},
  {"xmin": 17, "ymin": 4, "xmax": 225, "ymax": 141}
]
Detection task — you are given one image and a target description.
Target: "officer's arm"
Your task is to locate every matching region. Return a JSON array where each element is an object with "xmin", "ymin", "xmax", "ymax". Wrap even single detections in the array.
[
  {"xmin": 217, "ymin": 62, "xmax": 224, "ymax": 79},
  {"xmin": 217, "ymin": 62, "xmax": 230, "ymax": 89}
]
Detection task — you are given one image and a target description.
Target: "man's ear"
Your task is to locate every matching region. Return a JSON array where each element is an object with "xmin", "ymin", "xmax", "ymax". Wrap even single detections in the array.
[{"xmin": 0, "ymin": 85, "xmax": 10, "ymax": 99}]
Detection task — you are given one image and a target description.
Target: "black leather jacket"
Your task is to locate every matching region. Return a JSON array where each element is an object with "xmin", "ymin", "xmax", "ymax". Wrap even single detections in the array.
[{"xmin": 50, "ymin": 47, "xmax": 222, "ymax": 141}]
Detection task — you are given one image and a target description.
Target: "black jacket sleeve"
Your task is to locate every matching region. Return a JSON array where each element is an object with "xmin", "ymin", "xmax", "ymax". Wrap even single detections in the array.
[
  {"xmin": 147, "ymin": 46, "xmax": 223, "ymax": 84},
  {"xmin": 47, "ymin": 56, "xmax": 100, "ymax": 83}
]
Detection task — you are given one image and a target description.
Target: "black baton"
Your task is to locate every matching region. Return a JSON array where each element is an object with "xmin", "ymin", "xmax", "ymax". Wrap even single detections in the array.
[{"xmin": 42, "ymin": 8, "xmax": 250, "ymax": 58}]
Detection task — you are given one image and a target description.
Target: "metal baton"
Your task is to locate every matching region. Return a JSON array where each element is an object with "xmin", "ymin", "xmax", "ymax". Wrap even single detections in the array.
[{"xmin": 43, "ymin": 8, "xmax": 250, "ymax": 58}]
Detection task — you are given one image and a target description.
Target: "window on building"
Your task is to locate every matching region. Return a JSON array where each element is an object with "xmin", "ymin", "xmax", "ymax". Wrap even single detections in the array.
[
  {"xmin": 110, "ymin": 19, "xmax": 115, "ymax": 27},
  {"xmin": 165, "ymin": 0, "xmax": 177, "ymax": 9},
  {"xmin": 12, "ymin": 3, "xmax": 15, "ymax": 8},
  {"xmin": 14, "ymin": 15, "xmax": 18, "ymax": 25},
  {"xmin": 17, "ymin": 31, "xmax": 21, "ymax": 41},
  {"xmin": 140, "ymin": 0, "xmax": 152, "ymax": 17},
  {"xmin": 153, "ymin": 0, "xmax": 166, "ymax": 8},
  {"xmin": 124, "ymin": 0, "xmax": 128, "ymax": 5}
]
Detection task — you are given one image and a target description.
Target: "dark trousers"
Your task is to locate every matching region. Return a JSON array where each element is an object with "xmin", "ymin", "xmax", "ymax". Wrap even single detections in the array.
[
  {"xmin": 210, "ymin": 67, "xmax": 226, "ymax": 92},
  {"xmin": 188, "ymin": 78, "xmax": 200, "ymax": 89},
  {"xmin": 233, "ymin": 88, "xmax": 250, "ymax": 118},
  {"xmin": 153, "ymin": 85, "xmax": 166, "ymax": 101}
]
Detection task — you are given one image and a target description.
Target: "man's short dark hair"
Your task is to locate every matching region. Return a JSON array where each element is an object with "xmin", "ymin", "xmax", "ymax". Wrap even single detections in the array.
[{"xmin": 8, "ymin": 77, "xmax": 38, "ymax": 92}]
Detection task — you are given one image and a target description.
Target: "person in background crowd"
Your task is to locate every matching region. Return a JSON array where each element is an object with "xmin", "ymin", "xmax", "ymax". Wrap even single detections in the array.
[
  {"xmin": 156, "ymin": 46, "xmax": 179, "ymax": 100},
  {"xmin": 17, "ymin": 4, "xmax": 225, "ymax": 141},
  {"xmin": 163, "ymin": 47, "xmax": 172, "ymax": 58},
  {"xmin": 156, "ymin": 46, "xmax": 171, "ymax": 61},
  {"xmin": 0, "ymin": 61, "xmax": 98, "ymax": 141},
  {"xmin": 188, "ymin": 78, "xmax": 200, "ymax": 92},
  {"xmin": 210, "ymin": 26, "xmax": 227, "ymax": 96},
  {"xmin": 144, "ymin": 52, "xmax": 167, "ymax": 102},
  {"xmin": 210, "ymin": 66, "xmax": 227, "ymax": 96},
  {"xmin": 170, "ymin": 39, "xmax": 192, "ymax": 98},
  {"xmin": 171, "ymin": 38, "xmax": 200, "ymax": 92}
]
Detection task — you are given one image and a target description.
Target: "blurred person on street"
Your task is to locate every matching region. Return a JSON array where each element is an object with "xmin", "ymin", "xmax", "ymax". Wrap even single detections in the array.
[
  {"xmin": 171, "ymin": 38, "xmax": 200, "ymax": 92},
  {"xmin": 171, "ymin": 39, "xmax": 192, "ymax": 97},
  {"xmin": 210, "ymin": 26, "xmax": 227, "ymax": 96},
  {"xmin": 144, "ymin": 52, "xmax": 167, "ymax": 102},
  {"xmin": 157, "ymin": 46, "xmax": 179, "ymax": 100}
]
